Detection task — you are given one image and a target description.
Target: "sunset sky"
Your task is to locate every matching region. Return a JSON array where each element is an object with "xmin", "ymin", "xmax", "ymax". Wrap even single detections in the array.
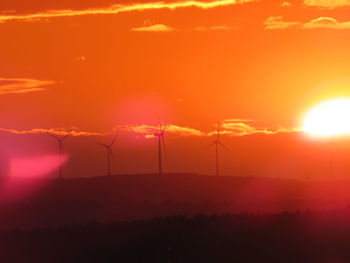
[{"xmin": 2, "ymin": 0, "xmax": 350, "ymax": 178}]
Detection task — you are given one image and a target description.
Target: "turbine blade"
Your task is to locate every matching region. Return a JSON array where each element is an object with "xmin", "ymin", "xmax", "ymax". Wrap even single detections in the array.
[
  {"xmin": 162, "ymin": 121, "xmax": 168, "ymax": 133},
  {"xmin": 110, "ymin": 135, "xmax": 117, "ymax": 146},
  {"xmin": 97, "ymin": 143, "xmax": 109, "ymax": 148},
  {"xmin": 218, "ymin": 141, "xmax": 229, "ymax": 151},
  {"xmin": 207, "ymin": 141, "xmax": 217, "ymax": 148},
  {"xmin": 61, "ymin": 129, "xmax": 73, "ymax": 141},
  {"xmin": 48, "ymin": 133, "xmax": 60, "ymax": 140},
  {"xmin": 109, "ymin": 148, "xmax": 116, "ymax": 161}
]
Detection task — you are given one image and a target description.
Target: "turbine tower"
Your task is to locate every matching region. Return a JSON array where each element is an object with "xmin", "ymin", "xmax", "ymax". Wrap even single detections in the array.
[
  {"xmin": 154, "ymin": 122, "xmax": 167, "ymax": 175},
  {"xmin": 97, "ymin": 136, "xmax": 117, "ymax": 176},
  {"xmin": 48, "ymin": 131, "xmax": 71, "ymax": 179},
  {"xmin": 209, "ymin": 121, "xmax": 228, "ymax": 176}
]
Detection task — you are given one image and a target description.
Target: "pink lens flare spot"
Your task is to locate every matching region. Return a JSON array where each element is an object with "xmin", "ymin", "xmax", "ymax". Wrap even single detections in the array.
[{"xmin": 9, "ymin": 154, "xmax": 69, "ymax": 178}]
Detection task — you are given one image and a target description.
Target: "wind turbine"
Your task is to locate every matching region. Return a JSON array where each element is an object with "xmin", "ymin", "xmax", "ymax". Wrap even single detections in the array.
[
  {"xmin": 154, "ymin": 122, "xmax": 168, "ymax": 175},
  {"xmin": 97, "ymin": 136, "xmax": 117, "ymax": 176},
  {"xmin": 48, "ymin": 131, "xmax": 71, "ymax": 179},
  {"xmin": 208, "ymin": 121, "xmax": 228, "ymax": 176}
]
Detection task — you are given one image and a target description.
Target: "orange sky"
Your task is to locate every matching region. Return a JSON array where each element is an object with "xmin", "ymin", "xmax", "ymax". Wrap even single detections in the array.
[{"xmin": 2, "ymin": 0, "xmax": 350, "ymax": 177}]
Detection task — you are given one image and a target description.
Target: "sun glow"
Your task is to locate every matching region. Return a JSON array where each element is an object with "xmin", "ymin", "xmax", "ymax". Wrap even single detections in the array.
[{"xmin": 302, "ymin": 98, "xmax": 350, "ymax": 137}]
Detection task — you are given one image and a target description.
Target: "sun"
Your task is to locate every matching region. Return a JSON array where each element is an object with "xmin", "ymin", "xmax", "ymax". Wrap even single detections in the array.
[{"xmin": 302, "ymin": 98, "xmax": 350, "ymax": 137}]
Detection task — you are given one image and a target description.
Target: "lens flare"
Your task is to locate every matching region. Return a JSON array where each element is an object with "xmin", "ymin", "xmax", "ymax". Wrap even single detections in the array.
[
  {"xmin": 302, "ymin": 98, "xmax": 350, "ymax": 137},
  {"xmin": 9, "ymin": 154, "xmax": 68, "ymax": 178}
]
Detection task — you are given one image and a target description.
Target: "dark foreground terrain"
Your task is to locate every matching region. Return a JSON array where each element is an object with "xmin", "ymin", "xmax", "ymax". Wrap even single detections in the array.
[
  {"xmin": 2, "ymin": 174, "xmax": 350, "ymax": 229},
  {"xmin": 2, "ymin": 209, "xmax": 350, "ymax": 263}
]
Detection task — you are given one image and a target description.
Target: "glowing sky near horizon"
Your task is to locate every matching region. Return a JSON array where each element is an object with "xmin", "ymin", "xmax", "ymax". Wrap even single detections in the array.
[{"xmin": 3, "ymin": 0, "xmax": 350, "ymax": 177}]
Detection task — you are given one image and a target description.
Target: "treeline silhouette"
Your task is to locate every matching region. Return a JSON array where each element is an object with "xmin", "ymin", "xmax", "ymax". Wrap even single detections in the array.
[
  {"xmin": 2, "ymin": 174, "xmax": 350, "ymax": 229},
  {"xmin": 2, "ymin": 209, "xmax": 350, "ymax": 262}
]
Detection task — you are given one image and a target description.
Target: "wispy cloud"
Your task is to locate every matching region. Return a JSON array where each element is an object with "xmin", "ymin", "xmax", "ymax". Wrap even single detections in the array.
[
  {"xmin": 222, "ymin": 118, "xmax": 254, "ymax": 122},
  {"xmin": 0, "ymin": 128, "xmax": 106, "ymax": 137},
  {"xmin": 194, "ymin": 25, "xmax": 232, "ymax": 31},
  {"xmin": 281, "ymin": 1, "xmax": 292, "ymax": 7},
  {"xmin": 264, "ymin": 16, "xmax": 300, "ymax": 29},
  {"xmin": 118, "ymin": 124, "xmax": 204, "ymax": 137},
  {"xmin": 0, "ymin": 0, "xmax": 257, "ymax": 23},
  {"xmin": 211, "ymin": 119, "xmax": 298, "ymax": 136},
  {"xmin": 0, "ymin": 120, "xmax": 298, "ymax": 139},
  {"xmin": 0, "ymin": 125, "xmax": 203, "ymax": 138},
  {"xmin": 264, "ymin": 16, "xmax": 350, "ymax": 29},
  {"xmin": 132, "ymin": 24, "xmax": 233, "ymax": 32},
  {"xmin": 132, "ymin": 24, "xmax": 174, "ymax": 32},
  {"xmin": 304, "ymin": 0, "xmax": 350, "ymax": 8},
  {"xmin": 304, "ymin": 17, "xmax": 350, "ymax": 28},
  {"xmin": 121, "ymin": 120, "xmax": 297, "ymax": 138},
  {"xmin": 0, "ymin": 78, "xmax": 54, "ymax": 95}
]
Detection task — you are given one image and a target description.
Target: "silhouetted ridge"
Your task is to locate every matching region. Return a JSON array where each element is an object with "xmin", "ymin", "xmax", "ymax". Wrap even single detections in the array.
[
  {"xmin": 2, "ymin": 209, "xmax": 350, "ymax": 263},
  {"xmin": 1, "ymin": 174, "xmax": 350, "ymax": 229}
]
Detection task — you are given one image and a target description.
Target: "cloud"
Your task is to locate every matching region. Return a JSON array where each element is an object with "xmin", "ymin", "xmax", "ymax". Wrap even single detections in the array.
[
  {"xmin": 303, "ymin": 0, "xmax": 350, "ymax": 8},
  {"xmin": 119, "ymin": 124, "xmax": 204, "ymax": 137},
  {"xmin": 304, "ymin": 17, "xmax": 350, "ymax": 28},
  {"xmin": 132, "ymin": 24, "xmax": 174, "ymax": 32},
  {"xmin": 264, "ymin": 16, "xmax": 300, "ymax": 29},
  {"xmin": 0, "ymin": 78, "xmax": 54, "ymax": 95},
  {"xmin": 220, "ymin": 122, "xmax": 257, "ymax": 136},
  {"xmin": 131, "ymin": 24, "xmax": 233, "ymax": 32},
  {"xmin": 222, "ymin": 118, "xmax": 254, "ymax": 122},
  {"xmin": 194, "ymin": 25, "xmax": 231, "ymax": 31},
  {"xmin": 0, "ymin": 128, "xmax": 106, "ymax": 137},
  {"xmin": 121, "ymin": 120, "xmax": 298, "ymax": 138},
  {"xmin": 281, "ymin": 1, "xmax": 292, "ymax": 7},
  {"xmin": 0, "ymin": 0, "xmax": 257, "ymax": 23},
  {"xmin": 0, "ymin": 120, "xmax": 298, "ymax": 139},
  {"xmin": 0, "ymin": 125, "xmax": 204, "ymax": 138},
  {"xmin": 264, "ymin": 16, "xmax": 350, "ymax": 29},
  {"xmin": 213, "ymin": 119, "xmax": 298, "ymax": 136}
]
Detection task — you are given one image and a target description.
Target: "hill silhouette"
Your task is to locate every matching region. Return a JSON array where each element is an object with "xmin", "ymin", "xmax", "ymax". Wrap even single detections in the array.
[
  {"xmin": 1, "ymin": 174, "xmax": 350, "ymax": 229},
  {"xmin": 2, "ymin": 209, "xmax": 350, "ymax": 262}
]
